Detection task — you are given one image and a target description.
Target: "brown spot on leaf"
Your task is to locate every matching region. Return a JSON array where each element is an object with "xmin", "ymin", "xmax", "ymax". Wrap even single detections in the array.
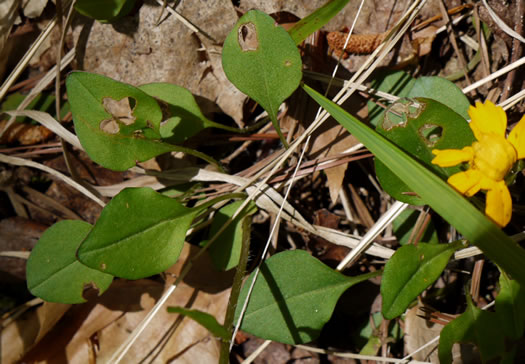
[
  {"xmin": 238, "ymin": 22, "xmax": 258, "ymax": 51},
  {"xmin": 100, "ymin": 119, "xmax": 120, "ymax": 134},
  {"xmin": 102, "ymin": 97, "xmax": 136, "ymax": 126}
]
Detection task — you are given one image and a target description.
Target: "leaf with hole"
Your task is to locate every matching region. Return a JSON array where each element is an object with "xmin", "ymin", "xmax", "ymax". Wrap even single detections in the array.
[
  {"xmin": 222, "ymin": 10, "xmax": 302, "ymax": 146},
  {"xmin": 77, "ymin": 187, "xmax": 197, "ymax": 280},
  {"xmin": 375, "ymin": 97, "xmax": 475, "ymax": 205},
  {"xmin": 66, "ymin": 72, "xmax": 175, "ymax": 171},
  {"xmin": 367, "ymin": 73, "xmax": 469, "ymax": 127},
  {"xmin": 302, "ymin": 84, "xmax": 525, "ymax": 286},
  {"xmin": 367, "ymin": 70, "xmax": 415, "ymax": 127},
  {"xmin": 26, "ymin": 220, "xmax": 113, "ymax": 304},
  {"xmin": 235, "ymin": 250, "xmax": 379, "ymax": 344},
  {"xmin": 407, "ymin": 76, "xmax": 470, "ymax": 120},
  {"xmin": 67, "ymin": 72, "xmax": 221, "ymax": 171},
  {"xmin": 167, "ymin": 307, "xmax": 229, "ymax": 340},
  {"xmin": 381, "ymin": 241, "xmax": 463, "ymax": 319},
  {"xmin": 206, "ymin": 200, "xmax": 257, "ymax": 271}
]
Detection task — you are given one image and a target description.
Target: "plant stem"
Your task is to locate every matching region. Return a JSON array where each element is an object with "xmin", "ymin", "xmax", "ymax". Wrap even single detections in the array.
[{"xmin": 219, "ymin": 217, "xmax": 252, "ymax": 364}]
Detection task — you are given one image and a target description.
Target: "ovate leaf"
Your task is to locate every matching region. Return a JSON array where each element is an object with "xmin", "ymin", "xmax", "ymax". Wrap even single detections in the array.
[
  {"xmin": 67, "ymin": 72, "xmax": 221, "ymax": 170},
  {"xmin": 235, "ymin": 250, "xmax": 379, "ymax": 344},
  {"xmin": 77, "ymin": 187, "xmax": 197, "ymax": 279},
  {"xmin": 26, "ymin": 220, "xmax": 113, "ymax": 304},
  {"xmin": 66, "ymin": 72, "xmax": 174, "ymax": 171},
  {"xmin": 222, "ymin": 10, "xmax": 302, "ymax": 146},
  {"xmin": 381, "ymin": 241, "xmax": 463, "ymax": 319},
  {"xmin": 167, "ymin": 307, "xmax": 229, "ymax": 340}
]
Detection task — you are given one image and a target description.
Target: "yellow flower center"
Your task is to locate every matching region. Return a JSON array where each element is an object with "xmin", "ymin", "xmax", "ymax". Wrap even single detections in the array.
[{"xmin": 472, "ymin": 134, "xmax": 517, "ymax": 181}]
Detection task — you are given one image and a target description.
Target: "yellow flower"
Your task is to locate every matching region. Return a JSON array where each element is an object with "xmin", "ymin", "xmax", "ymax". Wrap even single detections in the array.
[{"xmin": 431, "ymin": 100, "xmax": 525, "ymax": 227}]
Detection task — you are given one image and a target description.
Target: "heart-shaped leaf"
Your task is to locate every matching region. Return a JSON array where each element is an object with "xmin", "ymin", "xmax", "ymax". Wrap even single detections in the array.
[
  {"xmin": 77, "ymin": 187, "xmax": 197, "ymax": 279},
  {"xmin": 222, "ymin": 10, "xmax": 302, "ymax": 146},
  {"xmin": 26, "ymin": 220, "xmax": 113, "ymax": 304},
  {"xmin": 235, "ymin": 250, "xmax": 379, "ymax": 344},
  {"xmin": 375, "ymin": 98, "xmax": 475, "ymax": 205},
  {"xmin": 381, "ymin": 241, "xmax": 463, "ymax": 319}
]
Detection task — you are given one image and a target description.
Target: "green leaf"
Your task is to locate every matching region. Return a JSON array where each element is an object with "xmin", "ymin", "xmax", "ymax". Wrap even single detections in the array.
[
  {"xmin": 367, "ymin": 70, "xmax": 415, "ymax": 127},
  {"xmin": 302, "ymin": 84, "xmax": 525, "ymax": 286},
  {"xmin": 407, "ymin": 76, "xmax": 470, "ymax": 120},
  {"xmin": 288, "ymin": 0, "xmax": 350, "ymax": 45},
  {"xmin": 392, "ymin": 209, "xmax": 438, "ymax": 245},
  {"xmin": 207, "ymin": 200, "xmax": 257, "ymax": 271},
  {"xmin": 235, "ymin": 250, "xmax": 379, "ymax": 344},
  {"xmin": 222, "ymin": 10, "xmax": 302, "ymax": 146},
  {"xmin": 496, "ymin": 272, "xmax": 525, "ymax": 340},
  {"xmin": 74, "ymin": 0, "xmax": 136, "ymax": 22},
  {"xmin": 66, "ymin": 72, "xmax": 174, "ymax": 171},
  {"xmin": 66, "ymin": 72, "xmax": 221, "ymax": 171},
  {"xmin": 26, "ymin": 220, "xmax": 113, "ymax": 304},
  {"xmin": 375, "ymin": 98, "xmax": 475, "ymax": 205},
  {"xmin": 167, "ymin": 307, "xmax": 229, "ymax": 340},
  {"xmin": 77, "ymin": 187, "xmax": 197, "ymax": 279},
  {"xmin": 381, "ymin": 242, "xmax": 463, "ymax": 319},
  {"xmin": 139, "ymin": 83, "xmax": 228, "ymax": 144},
  {"xmin": 368, "ymin": 74, "xmax": 469, "ymax": 127},
  {"xmin": 439, "ymin": 295, "xmax": 506, "ymax": 364}
]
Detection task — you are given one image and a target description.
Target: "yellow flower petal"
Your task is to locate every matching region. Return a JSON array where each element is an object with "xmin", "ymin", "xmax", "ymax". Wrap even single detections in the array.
[
  {"xmin": 485, "ymin": 180, "xmax": 512, "ymax": 227},
  {"xmin": 508, "ymin": 115, "xmax": 525, "ymax": 159},
  {"xmin": 431, "ymin": 147, "xmax": 474, "ymax": 167},
  {"xmin": 468, "ymin": 100, "xmax": 507, "ymax": 140},
  {"xmin": 448, "ymin": 169, "xmax": 483, "ymax": 196}
]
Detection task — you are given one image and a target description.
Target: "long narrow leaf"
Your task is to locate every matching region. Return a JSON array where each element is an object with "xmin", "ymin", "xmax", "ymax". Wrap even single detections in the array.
[
  {"xmin": 303, "ymin": 84, "xmax": 525, "ymax": 285},
  {"xmin": 288, "ymin": 0, "xmax": 350, "ymax": 45}
]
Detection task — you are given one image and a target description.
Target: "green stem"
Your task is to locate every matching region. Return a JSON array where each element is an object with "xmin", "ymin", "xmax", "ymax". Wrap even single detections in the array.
[{"xmin": 219, "ymin": 216, "xmax": 252, "ymax": 364}]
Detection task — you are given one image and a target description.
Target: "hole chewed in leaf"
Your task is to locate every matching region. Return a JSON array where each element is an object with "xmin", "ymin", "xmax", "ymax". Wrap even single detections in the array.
[
  {"xmin": 419, "ymin": 124, "xmax": 443, "ymax": 147},
  {"xmin": 100, "ymin": 119, "xmax": 120, "ymax": 134},
  {"xmin": 238, "ymin": 22, "xmax": 258, "ymax": 51},
  {"xmin": 102, "ymin": 97, "xmax": 136, "ymax": 126},
  {"xmin": 383, "ymin": 98, "xmax": 424, "ymax": 130}
]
